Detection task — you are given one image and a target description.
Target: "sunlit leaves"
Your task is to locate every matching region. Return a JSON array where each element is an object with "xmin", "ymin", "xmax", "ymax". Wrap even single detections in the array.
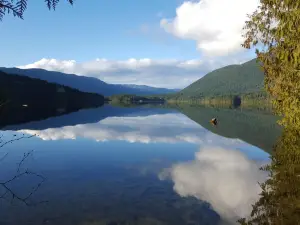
[
  {"xmin": 239, "ymin": 1, "xmax": 300, "ymax": 224},
  {"xmin": 242, "ymin": 0, "xmax": 300, "ymax": 129}
]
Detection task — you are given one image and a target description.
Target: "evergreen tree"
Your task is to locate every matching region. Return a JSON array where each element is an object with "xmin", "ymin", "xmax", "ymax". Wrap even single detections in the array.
[
  {"xmin": 0, "ymin": 0, "xmax": 73, "ymax": 20},
  {"xmin": 239, "ymin": 2, "xmax": 300, "ymax": 224},
  {"xmin": 242, "ymin": 0, "xmax": 300, "ymax": 129}
]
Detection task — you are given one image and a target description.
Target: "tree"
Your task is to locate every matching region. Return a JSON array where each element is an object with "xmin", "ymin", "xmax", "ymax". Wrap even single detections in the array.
[
  {"xmin": 0, "ymin": 0, "xmax": 74, "ymax": 20},
  {"xmin": 238, "ymin": 127, "xmax": 300, "ymax": 225},
  {"xmin": 242, "ymin": 0, "xmax": 300, "ymax": 129},
  {"xmin": 240, "ymin": 3, "xmax": 300, "ymax": 224}
]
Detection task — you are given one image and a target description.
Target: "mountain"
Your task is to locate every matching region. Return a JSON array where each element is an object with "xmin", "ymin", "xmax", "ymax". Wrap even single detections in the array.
[
  {"xmin": 120, "ymin": 84, "xmax": 180, "ymax": 94},
  {"xmin": 0, "ymin": 71, "xmax": 104, "ymax": 125},
  {"xmin": 169, "ymin": 58, "xmax": 265, "ymax": 99},
  {"xmin": 0, "ymin": 67, "xmax": 179, "ymax": 96}
]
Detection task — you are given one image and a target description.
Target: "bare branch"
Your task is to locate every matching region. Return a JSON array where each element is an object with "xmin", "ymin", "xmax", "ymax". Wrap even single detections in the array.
[
  {"xmin": 0, "ymin": 149, "xmax": 47, "ymax": 206},
  {"xmin": 0, "ymin": 152, "xmax": 8, "ymax": 162},
  {"xmin": 0, "ymin": 134, "xmax": 35, "ymax": 149}
]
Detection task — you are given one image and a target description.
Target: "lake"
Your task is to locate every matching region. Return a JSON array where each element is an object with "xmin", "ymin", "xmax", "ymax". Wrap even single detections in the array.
[{"xmin": 0, "ymin": 104, "xmax": 282, "ymax": 225}]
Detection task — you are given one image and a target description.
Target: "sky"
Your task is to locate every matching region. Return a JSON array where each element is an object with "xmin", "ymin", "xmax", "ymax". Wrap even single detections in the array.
[{"xmin": 0, "ymin": 0, "xmax": 260, "ymax": 88}]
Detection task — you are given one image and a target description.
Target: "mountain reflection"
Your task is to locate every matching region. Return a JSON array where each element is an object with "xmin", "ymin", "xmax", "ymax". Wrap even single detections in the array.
[
  {"xmin": 17, "ymin": 113, "xmax": 207, "ymax": 143},
  {"xmin": 5, "ymin": 106, "xmax": 251, "ymax": 148}
]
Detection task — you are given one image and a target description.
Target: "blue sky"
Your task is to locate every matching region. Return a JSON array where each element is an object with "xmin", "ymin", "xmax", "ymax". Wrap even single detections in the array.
[
  {"xmin": 0, "ymin": 0, "xmax": 259, "ymax": 88},
  {"xmin": 1, "ymin": 0, "xmax": 198, "ymax": 66}
]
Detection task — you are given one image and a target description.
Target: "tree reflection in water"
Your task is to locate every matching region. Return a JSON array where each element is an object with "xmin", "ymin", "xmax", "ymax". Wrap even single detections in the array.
[
  {"xmin": 238, "ymin": 128, "xmax": 300, "ymax": 225},
  {"xmin": 0, "ymin": 133, "xmax": 47, "ymax": 206}
]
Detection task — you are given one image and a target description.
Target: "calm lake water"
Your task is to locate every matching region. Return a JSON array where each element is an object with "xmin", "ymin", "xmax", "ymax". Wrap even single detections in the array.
[{"xmin": 0, "ymin": 105, "xmax": 282, "ymax": 225}]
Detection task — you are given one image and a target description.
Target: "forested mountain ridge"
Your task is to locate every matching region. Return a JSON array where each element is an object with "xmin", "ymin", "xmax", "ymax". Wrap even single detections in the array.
[
  {"xmin": 0, "ymin": 70, "xmax": 104, "ymax": 109},
  {"xmin": 0, "ymin": 71, "xmax": 105, "ymax": 126},
  {"xmin": 167, "ymin": 58, "xmax": 265, "ymax": 99}
]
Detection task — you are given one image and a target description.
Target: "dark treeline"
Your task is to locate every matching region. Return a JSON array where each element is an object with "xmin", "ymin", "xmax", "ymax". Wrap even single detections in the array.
[
  {"xmin": 109, "ymin": 94, "xmax": 165, "ymax": 105},
  {"xmin": 163, "ymin": 92, "xmax": 271, "ymax": 111},
  {"xmin": 0, "ymin": 71, "xmax": 104, "ymax": 108},
  {"xmin": 0, "ymin": 71, "xmax": 104, "ymax": 127}
]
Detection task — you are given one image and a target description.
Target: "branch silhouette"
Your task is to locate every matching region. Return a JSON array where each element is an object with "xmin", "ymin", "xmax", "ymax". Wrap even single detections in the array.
[
  {"xmin": 0, "ymin": 134, "xmax": 47, "ymax": 206},
  {"xmin": 0, "ymin": 0, "xmax": 74, "ymax": 20},
  {"xmin": 0, "ymin": 133, "xmax": 36, "ymax": 149}
]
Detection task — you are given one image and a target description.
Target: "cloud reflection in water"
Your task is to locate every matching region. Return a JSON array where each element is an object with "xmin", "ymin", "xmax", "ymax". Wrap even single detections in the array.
[
  {"xmin": 17, "ymin": 113, "xmax": 244, "ymax": 147},
  {"xmin": 6, "ymin": 109, "xmax": 271, "ymax": 224},
  {"xmin": 159, "ymin": 146, "xmax": 268, "ymax": 223}
]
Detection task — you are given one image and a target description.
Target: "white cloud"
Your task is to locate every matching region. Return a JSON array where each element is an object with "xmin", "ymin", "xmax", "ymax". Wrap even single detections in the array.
[
  {"xmin": 159, "ymin": 146, "xmax": 268, "ymax": 223},
  {"xmin": 15, "ymin": 1, "xmax": 261, "ymax": 89},
  {"xmin": 160, "ymin": 0, "xmax": 260, "ymax": 56},
  {"xmin": 18, "ymin": 55, "xmax": 253, "ymax": 89}
]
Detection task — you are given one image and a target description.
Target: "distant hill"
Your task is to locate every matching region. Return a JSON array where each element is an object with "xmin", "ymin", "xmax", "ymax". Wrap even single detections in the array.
[
  {"xmin": 0, "ymin": 67, "xmax": 179, "ymax": 96},
  {"xmin": 0, "ymin": 71, "xmax": 104, "ymax": 125},
  {"xmin": 121, "ymin": 84, "xmax": 180, "ymax": 94},
  {"xmin": 168, "ymin": 58, "xmax": 265, "ymax": 99}
]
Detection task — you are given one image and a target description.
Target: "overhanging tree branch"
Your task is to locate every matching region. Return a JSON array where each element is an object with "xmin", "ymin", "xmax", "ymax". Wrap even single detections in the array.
[{"xmin": 0, "ymin": 0, "xmax": 74, "ymax": 20}]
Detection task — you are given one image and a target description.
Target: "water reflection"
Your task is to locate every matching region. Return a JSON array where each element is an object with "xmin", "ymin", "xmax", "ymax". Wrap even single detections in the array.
[
  {"xmin": 0, "ymin": 134, "xmax": 46, "ymax": 207},
  {"xmin": 17, "ymin": 113, "xmax": 214, "ymax": 144},
  {"xmin": 4, "ymin": 106, "xmax": 265, "ymax": 151},
  {"xmin": 0, "ymin": 105, "xmax": 279, "ymax": 225},
  {"xmin": 159, "ymin": 146, "xmax": 268, "ymax": 224},
  {"xmin": 174, "ymin": 105, "xmax": 282, "ymax": 154},
  {"xmin": 238, "ymin": 128, "xmax": 300, "ymax": 225}
]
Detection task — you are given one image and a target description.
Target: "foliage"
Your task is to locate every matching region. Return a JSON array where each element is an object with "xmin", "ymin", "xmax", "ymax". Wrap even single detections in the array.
[
  {"xmin": 110, "ymin": 94, "xmax": 135, "ymax": 103},
  {"xmin": 238, "ymin": 3, "xmax": 300, "ymax": 224},
  {"xmin": 238, "ymin": 128, "xmax": 300, "ymax": 225},
  {"xmin": 242, "ymin": 0, "xmax": 300, "ymax": 129},
  {"xmin": 164, "ymin": 92, "xmax": 271, "ymax": 110},
  {"xmin": 109, "ymin": 94, "xmax": 165, "ymax": 104},
  {"xmin": 0, "ymin": 0, "xmax": 73, "ymax": 20}
]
